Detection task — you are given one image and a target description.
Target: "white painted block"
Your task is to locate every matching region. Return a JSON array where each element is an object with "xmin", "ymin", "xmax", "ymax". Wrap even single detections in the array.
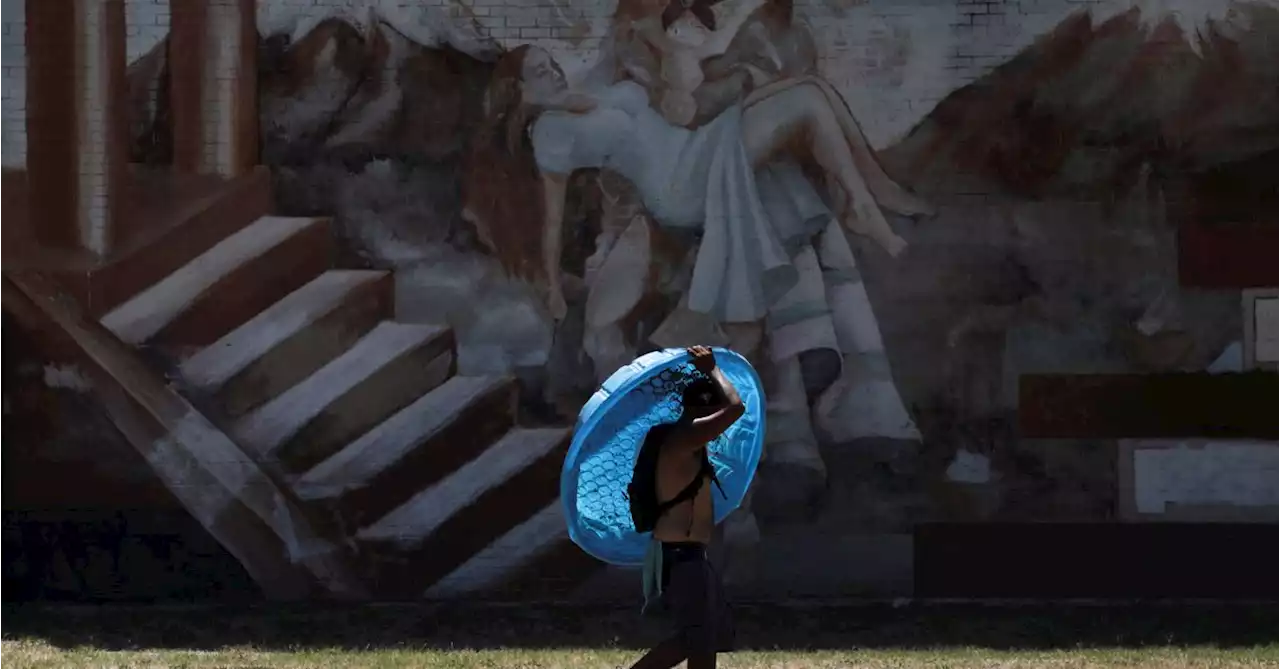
[
  {"xmin": 1129, "ymin": 440, "xmax": 1279, "ymax": 515},
  {"xmin": 1252, "ymin": 296, "xmax": 1277, "ymax": 364}
]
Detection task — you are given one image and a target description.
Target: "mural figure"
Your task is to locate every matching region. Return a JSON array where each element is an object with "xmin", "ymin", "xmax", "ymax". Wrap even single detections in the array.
[
  {"xmin": 506, "ymin": 0, "xmax": 939, "ymax": 540},
  {"xmin": 628, "ymin": 0, "xmax": 771, "ymax": 128},
  {"xmin": 464, "ymin": 15, "xmax": 917, "ymax": 578}
]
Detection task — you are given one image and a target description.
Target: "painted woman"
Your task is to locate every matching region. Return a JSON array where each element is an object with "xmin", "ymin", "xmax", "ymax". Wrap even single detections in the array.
[{"xmin": 582, "ymin": 0, "xmax": 930, "ymax": 526}]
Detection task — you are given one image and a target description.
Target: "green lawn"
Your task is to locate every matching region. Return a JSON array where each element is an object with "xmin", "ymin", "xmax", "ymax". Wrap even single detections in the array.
[
  {"xmin": 4, "ymin": 641, "xmax": 1276, "ymax": 668},
  {"xmin": 4, "ymin": 603, "xmax": 1275, "ymax": 668}
]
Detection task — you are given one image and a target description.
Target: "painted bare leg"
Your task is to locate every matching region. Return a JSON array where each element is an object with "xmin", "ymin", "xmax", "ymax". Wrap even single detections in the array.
[
  {"xmin": 743, "ymin": 77, "xmax": 934, "ymax": 218},
  {"xmin": 802, "ymin": 77, "xmax": 936, "ymax": 219},
  {"xmin": 742, "ymin": 84, "xmax": 908, "ymax": 257},
  {"xmin": 828, "ymin": 162, "xmax": 908, "ymax": 258}
]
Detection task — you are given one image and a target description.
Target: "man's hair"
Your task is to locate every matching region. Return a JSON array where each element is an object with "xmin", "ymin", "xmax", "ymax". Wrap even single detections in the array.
[{"xmin": 681, "ymin": 377, "xmax": 719, "ymax": 409}]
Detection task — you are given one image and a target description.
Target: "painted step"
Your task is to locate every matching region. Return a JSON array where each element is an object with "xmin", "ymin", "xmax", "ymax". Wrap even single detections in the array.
[
  {"xmin": 73, "ymin": 167, "xmax": 273, "ymax": 319},
  {"xmin": 478, "ymin": 536, "xmax": 606, "ymax": 600},
  {"xmin": 100, "ymin": 216, "xmax": 333, "ymax": 351},
  {"xmin": 294, "ymin": 374, "xmax": 518, "ymax": 528},
  {"xmin": 423, "ymin": 502, "xmax": 603, "ymax": 600},
  {"xmin": 356, "ymin": 427, "xmax": 571, "ymax": 597},
  {"xmin": 231, "ymin": 321, "xmax": 456, "ymax": 474},
  {"xmin": 179, "ymin": 270, "xmax": 393, "ymax": 419}
]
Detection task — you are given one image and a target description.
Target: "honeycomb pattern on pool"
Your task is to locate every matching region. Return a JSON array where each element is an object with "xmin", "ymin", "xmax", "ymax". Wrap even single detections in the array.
[{"xmin": 565, "ymin": 352, "xmax": 765, "ymax": 566}]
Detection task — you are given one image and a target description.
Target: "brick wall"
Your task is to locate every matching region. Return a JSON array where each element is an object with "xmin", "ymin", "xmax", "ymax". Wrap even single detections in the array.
[
  {"xmin": 2, "ymin": 0, "xmax": 26, "ymax": 167},
  {"xmin": 125, "ymin": 0, "xmax": 170, "ymax": 60},
  {"xmin": 201, "ymin": 0, "xmax": 243, "ymax": 175},
  {"xmin": 77, "ymin": 0, "xmax": 111, "ymax": 254}
]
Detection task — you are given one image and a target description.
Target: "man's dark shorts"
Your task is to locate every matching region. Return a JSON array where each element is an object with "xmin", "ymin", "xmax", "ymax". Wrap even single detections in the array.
[{"xmin": 660, "ymin": 542, "xmax": 735, "ymax": 653}]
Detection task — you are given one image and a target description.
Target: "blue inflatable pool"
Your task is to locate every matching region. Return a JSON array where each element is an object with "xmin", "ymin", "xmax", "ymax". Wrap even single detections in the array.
[{"xmin": 560, "ymin": 347, "xmax": 765, "ymax": 566}]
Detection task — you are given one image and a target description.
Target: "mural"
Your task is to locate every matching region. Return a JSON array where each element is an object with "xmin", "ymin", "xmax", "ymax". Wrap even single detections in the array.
[{"xmin": 4, "ymin": 0, "xmax": 1277, "ymax": 600}]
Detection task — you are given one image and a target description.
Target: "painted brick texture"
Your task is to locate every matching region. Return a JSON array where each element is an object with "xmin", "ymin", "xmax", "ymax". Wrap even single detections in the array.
[
  {"xmin": 202, "ymin": 0, "xmax": 243, "ymax": 175},
  {"xmin": 125, "ymin": 0, "xmax": 170, "ymax": 60},
  {"xmin": 78, "ymin": 0, "xmax": 111, "ymax": 253},
  {"xmin": 2, "ymin": 0, "xmax": 27, "ymax": 167}
]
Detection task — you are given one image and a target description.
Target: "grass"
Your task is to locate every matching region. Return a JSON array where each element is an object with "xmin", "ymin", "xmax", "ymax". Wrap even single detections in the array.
[
  {"xmin": 3, "ymin": 602, "xmax": 1276, "ymax": 668},
  {"xmin": 4, "ymin": 641, "xmax": 1275, "ymax": 668}
]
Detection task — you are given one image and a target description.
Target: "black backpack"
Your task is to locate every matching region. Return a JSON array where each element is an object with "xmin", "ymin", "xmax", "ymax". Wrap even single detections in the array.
[{"xmin": 627, "ymin": 424, "xmax": 726, "ymax": 534}]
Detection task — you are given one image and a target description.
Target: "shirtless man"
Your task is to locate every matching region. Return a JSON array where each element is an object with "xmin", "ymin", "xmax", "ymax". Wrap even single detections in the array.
[{"xmin": 630, "ymin": 345, "xmax": 745, "ymax": 669}]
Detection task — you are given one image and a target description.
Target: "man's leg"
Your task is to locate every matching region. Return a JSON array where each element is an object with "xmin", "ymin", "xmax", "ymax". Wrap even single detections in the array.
[
  {"xmin": 701, "ymin": 555, "xmax": 734, "ymax": 669},
  {"xmin": 627, "ymin": 636, "xmax": 714, "ymax": 669},
  {"xmin": 628, "ymin": 635, "xmax": 687, "ymax": 669},
  {"xmin": 684, "ymin": 559, "xmax": 733, "ymax": 669},
  {"xmin": 687, "ymin": 648, "xmax": 718, "ymax": 669},
  {"xmin": 680, "ymin": 553, "xmax": 733, "ymax": 669},
  {"xmin": 630, "ymin": 546, "xmax": 693, "ymax": 669}
]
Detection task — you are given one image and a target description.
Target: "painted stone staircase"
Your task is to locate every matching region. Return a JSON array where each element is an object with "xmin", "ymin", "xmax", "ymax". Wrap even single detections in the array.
[{"xmin": 88, "ymin": 210, "xmax": 597, "ymax": 599}]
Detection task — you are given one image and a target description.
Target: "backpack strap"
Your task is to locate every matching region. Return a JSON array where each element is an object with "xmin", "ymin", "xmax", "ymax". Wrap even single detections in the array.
[
  {"xmin": 653, "ymin": 450, "xmax": 727, "ymax": 520},
  {"xmin": 654, "ymin": 470, "xmax": 705, "ymax": 518}
]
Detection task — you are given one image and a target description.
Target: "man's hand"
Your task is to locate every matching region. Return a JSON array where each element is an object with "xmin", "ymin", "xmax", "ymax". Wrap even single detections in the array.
[
  {"xmin": 688, "ymin": 345, "xmax": 717, "ymax": 374},
  {"xmin": 679, "ymin": 345, "xmax": 745, "ymax": 445}
]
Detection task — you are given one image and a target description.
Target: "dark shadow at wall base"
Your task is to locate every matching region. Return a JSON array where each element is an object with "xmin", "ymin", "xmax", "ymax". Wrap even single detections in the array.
[
  {"xmin": 2, "ymin": 510, "xmax": 261, "ymax": 604},
  {"xmin": 915, "ymin": 523, "xmax": 1278, "ymax": 600}
]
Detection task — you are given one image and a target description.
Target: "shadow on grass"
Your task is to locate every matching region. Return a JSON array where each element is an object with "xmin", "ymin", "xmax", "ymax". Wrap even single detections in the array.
[{"xmin": 3, "ymin": 602, "xmax": 1276, "ymax": 653}]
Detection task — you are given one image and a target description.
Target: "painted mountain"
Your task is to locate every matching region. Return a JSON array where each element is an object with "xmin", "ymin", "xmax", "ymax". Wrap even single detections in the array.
[
  {"xmin": 895, "ymin": 2, "xmax": 1276, "ymax": 204},
  {"xmin": 867, "ymin": 0, "xmax": 1277, "ymax": 443},
  {"xmin": 845, "ymin": 0, "xmax": 1278, "ymax": 524}
]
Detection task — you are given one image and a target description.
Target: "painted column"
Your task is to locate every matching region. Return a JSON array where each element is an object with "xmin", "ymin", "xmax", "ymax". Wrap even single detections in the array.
[
  {"xmin": 171, "ymin": 0, "xmax": 256, "ymax": 177},
  {"xmin": 25, "ymin": 0, "xmax": 127, "ymax": 256}
]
